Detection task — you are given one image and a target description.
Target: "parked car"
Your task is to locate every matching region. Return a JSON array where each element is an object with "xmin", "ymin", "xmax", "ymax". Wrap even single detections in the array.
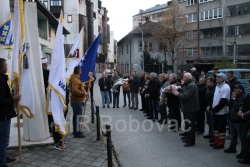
[{"xmin": 206, "ymin": 68, "xmax": 250, "ymax": 93}]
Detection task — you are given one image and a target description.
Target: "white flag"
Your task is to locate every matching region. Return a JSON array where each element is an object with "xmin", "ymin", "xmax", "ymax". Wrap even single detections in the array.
[
  {"xmin": 19, "ymin": 44, "xmax": 35, "ymax": 118},
  {"xmin": 47, "ymin": 11, "xmax": 67, "ymax": 135},
  {"xmin": 66, "ymin": 27, "xmax": 84, "ymax": 82}
]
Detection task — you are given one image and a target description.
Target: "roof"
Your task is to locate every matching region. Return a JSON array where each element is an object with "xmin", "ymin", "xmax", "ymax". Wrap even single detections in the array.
[
  {"xmin": 133, "ymin": 3, "xmax": 168, "ymax": 17},
  {"xmin": 117, "ymin": 21, "xmax": 158, "ymax": 45},
  {"xmin": 35, "ymin": 0, "xmax": 70, "ymax": 35}
]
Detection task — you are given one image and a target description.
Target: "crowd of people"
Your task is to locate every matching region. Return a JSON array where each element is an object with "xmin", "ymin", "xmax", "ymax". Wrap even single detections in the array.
[{"xmin": 98, "ymin": 67, "xmax": 250, "ymax": 165}]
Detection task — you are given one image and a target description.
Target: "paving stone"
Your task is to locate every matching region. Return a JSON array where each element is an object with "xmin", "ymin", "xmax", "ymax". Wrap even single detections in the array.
[
  {"xmin": 65, "ymin": 161, "xmax": 78, "ymax": 167},
  {"xmin": 85, "ymin": 156, "xmax": 96, "ymax": 161},
  {"xmin": 30, "ymin": 160, "xmax": 43, "ymax": 166},
  {"xmin": 62, "ymin": 156, "xmax": 73, "ymax": 161},
  {"xmin": 80, "ymin": 159, "xmax": 93, "ymax": 165},
  {"xmin": 90, "ymin": 161, "xmax": 103, "ymax": 167},
  {"xmin": 71, "ymin": 157, "xmax": 82, "ymax": 163},
  {"xmin": 94, "ymin": 157, "xmax": 106, "ymax": 163},
  {"xmin": 38, "ymin": 162, "xmax": 53, "ymax": 167}
]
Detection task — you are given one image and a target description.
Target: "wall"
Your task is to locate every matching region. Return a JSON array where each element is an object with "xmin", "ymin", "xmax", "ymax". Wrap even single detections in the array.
[{"xmin": 107, "ymin": 31, "xmax": 114, "ymax": 63}]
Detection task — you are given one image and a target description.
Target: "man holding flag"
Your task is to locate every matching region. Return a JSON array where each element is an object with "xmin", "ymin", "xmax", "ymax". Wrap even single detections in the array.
[{"xmin": 0, "ymin": 58, "xmax": 21, "ymax": 167}]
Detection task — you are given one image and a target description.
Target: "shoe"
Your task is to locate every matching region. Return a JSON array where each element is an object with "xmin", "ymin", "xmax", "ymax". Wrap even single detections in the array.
[
  {"xmin": 224, "ymin": 147, "xmax": 237, "ymax": 153},
  {"xmin": 113, "ymin": 106, "xmax": 115, "ymax": 108},
  {"xmin": 102, "ymin": 105, "xmax": 105, "ymax": 108},
  {"xmin": 117, "ymin": 106, "xmax": 119, "ymax": 108},
  {"xmin": 129, "ymin": 107, "xmax": 134, "ymax": 109},
  {"xmin": 210, "ymin": 143, "xmax": 217, "ymax": 147},
  {"xmin": 181, "ymin": 137, "xmax": 187, "ymax": 140},
  {"xmin": 197, "ymin": 131, "xmax": 204, "ymax": 135},
  {"xmin": 139, "ymin": 108, "xmax": 144, "ymax": 111},
  {"xmin": 107, "ymin": 106, "xmax": 110, "ymax": 108},
  {"xmin": 152, "ymin": 119, "xmax": 155, "ymax": 122},
  {"xmin": 203, "ymin": 135, "xmax": 213, "ymax": 139},
  {"xmin": 182, "ymin": 139, "xmax": 188, "ymax": 143},
  {"xmin": 59, "ymin": 139, "xmax": 69, "ymax": 145},
  {"xmin": 122, "ymin": 105, "xmax": 126, "ymax": 108},
  {"xmin": 238, "ymin": 159, "xmax": 250, "ymax": 164},
  {"xmin": 53, "ymin": 142, "xmax": 67, "ymax": 150},
  {"xmin": 209, "ymin": 139, "xmax": 215, "ymax": 143},
  {"xmin": 143, "ymin": 111, "xmax": 147, "ymax": 114},
  {"xmin": 213, "ymin": 145, "xmax": 224, "ymax": 149},
  {"xmin": 184, "ymin": 143, "xmax": 194, "ymax": 147},
  {"xmin": 158, "ymin": 120, "xmax": 162, "ymax": 123},
  {"xmin": 134, "ymin": 108, "xmax": 138, "ymax": 110},
  {"xmin": 74, "ymin": 134, "xmax": 86, "ymax": 138},
  {"xmin": 146, "ymin": 117, "xmax": 153, "ymax": 120},
  {"xmin": 236, "ymin": 152, "xmax": 244, "ymax": 159},
  {"xmin": 179, "ymin": 133, "xmax": 186, "ymax": 136},
  {"xmin": 5, "ymin": 157, "xmax": 16, "ymax": 165}
]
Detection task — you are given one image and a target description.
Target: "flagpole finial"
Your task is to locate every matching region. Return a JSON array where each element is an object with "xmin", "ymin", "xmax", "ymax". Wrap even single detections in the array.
[{"xmin": 60, "ymin": 10, "xmax": 64, "ymax": 24}]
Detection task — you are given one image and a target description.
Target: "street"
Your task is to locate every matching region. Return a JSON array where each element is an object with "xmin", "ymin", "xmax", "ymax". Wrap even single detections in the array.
[{"xmin": 93, "ymin": 73, "xmax": 248, "ymax": 167}]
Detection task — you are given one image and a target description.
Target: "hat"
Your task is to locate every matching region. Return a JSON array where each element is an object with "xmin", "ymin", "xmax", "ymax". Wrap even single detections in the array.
[
  {"xmin": 41, "ymin": 58, "xmax": 47, "ymax": 64},
  {"xmin": 216, "ymin": 73, "xmax": 226, "ymax": 80},
  {"xmin": 213, "ymin": 67, "xmax": 218, "ymax": 70},
  {"xmin": 190, "ymin": 67, "xmax": 196, "ymax": 71},
  {"xmin": 234, "ymin": 84, "xmax": 244, "ymax": 90}
]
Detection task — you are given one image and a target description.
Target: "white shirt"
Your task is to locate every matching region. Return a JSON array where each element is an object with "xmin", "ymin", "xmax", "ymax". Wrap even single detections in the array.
[{"xmin": 212, "ymin": 82, "xmax": 230, "ymax": 115}]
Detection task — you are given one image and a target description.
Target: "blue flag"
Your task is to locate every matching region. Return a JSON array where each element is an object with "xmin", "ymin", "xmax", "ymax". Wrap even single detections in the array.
[
  {"xmin": 78, "ymin": 33, "xmax": 101, "ymax": 83},
  {"xmin": 0, "ymin": 19, "xmax": 13, "ymax": 46}
]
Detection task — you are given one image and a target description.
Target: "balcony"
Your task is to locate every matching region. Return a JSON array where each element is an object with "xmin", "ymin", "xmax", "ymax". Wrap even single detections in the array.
[{"xmin": 38, "ymin": 29, "xmax": 49, "ymax": 46}]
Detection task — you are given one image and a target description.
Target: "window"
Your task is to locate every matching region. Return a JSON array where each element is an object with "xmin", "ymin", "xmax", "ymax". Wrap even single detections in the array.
[
  {"xmin": 126, "ymin": 44, "xmax": 128, "ymax": 54},
  {"xmin": 187, "ymin": 0, "xmax": 196, "ymax": 6},
  {"xmin": 64, "ymin": 35, "xmax": 67, "ymax": 42},
  {"xmin": 228, "ymin": 2, "xmax": 250, "ymax": 17},
  {"xmin": 43, "ymin": 1, "xmax": 48, "ymax": 8},
  {"xmin": 200, "ymin": 8, "xmax": 223, "ymax": 21},
  {"xmin": 139, "ymin": 41, "xmax": 143, "ymax": 52},
  {"xmin": 67, "ymin": 15, "xmax": 72, "ymax": 23},
  {"xmin": 199, "ymin": 0, "xmax": 213, "ymax": 3},
  {"xmin": 200, "ymin": 27, "xmax": 223, "ymax": 39},
  {"xmin": 139, "ymin": 41, "xmax": 153, "ymax": 52},
  {"xmin": 186, "ymin": 48, "xmax": 197, "ymax": 57},
  {"xmin": 178, "ymin": 0, "xmax": 186, "ymax": 2},
  {"xmin": 240, "ymin": 72, "xmax": 250, "ymax": 79},
  {"xmin": 51, "ymin": 0, "xmax": 62, "ymax": 6},
  {"xmin": 187, "ymin": 13, "xmax": 197, "ymax": 23},
  {"xmin": 201, "ymin": 46, "xmax": 222, "ymax": 57},
  {"xmin": 227, "ymin": 44, "xmax": 250, "ymax": 56},
  {"xmin": 227, "ymin": 25, "xmax": 239, "ymax": 36}
]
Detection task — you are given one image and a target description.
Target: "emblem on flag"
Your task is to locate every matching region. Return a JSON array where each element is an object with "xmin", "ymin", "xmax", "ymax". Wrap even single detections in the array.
[{"xmin": 0, "ymin": 18, "xmax": 13, "ymax": 46}]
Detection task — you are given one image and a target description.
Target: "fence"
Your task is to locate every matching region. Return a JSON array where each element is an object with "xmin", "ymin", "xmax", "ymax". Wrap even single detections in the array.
[{"xmin": 91, "ymin": 98, "xmax": 122, "ymax": 167}]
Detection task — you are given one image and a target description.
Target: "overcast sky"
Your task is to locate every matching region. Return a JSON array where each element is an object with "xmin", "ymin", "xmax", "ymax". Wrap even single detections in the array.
[{"xmin": 101, "ymin": 0, "xmax": 169, "ymax": 41}]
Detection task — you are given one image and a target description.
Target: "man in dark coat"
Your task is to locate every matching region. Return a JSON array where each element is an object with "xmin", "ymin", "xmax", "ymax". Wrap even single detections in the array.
[
  {"xmin": 190, "ymin": 67, "xmax": 199, "ymax": 82},
  {"xmin": 237, "ymin": 80, "xmax": 250, "ymax": 164},
  {"xmin": 196, "ymin": 77, "xmax": 207, "ymax": 135},
  {"xmin": 139, "ymin": 71, "xmax": 146, "ymax": 111},
  {"xmin": 204, "ymin": 77, "xmax": 216, "ymax": 140},
  {"xmin": 41, "ymin": 58, "xmax": 52, "ymax": 132},
  {"xmin": 129, "ymin": 71, "xmax": 140, "ymax": 110},
  {"xmin": 145, "ymin": 73, "xmax": 159, "ymax": 121},
  {"xmin": 172, "ymin": 72, "xmax": 199, "ymax": 147},
  {"xmin": 0, "ymin": 58, "xmax": 21, "ymax": 167},
  {"xmin": 226, "ymin": 71, "xmax": 241, "ymax": 94},
  {"xmin": 166, "ymin": 73, "xmax": 181, "ymax": 130},
  {"xmin": 98, "ymin": 72, "xmax": 111, "ymax": 108}
]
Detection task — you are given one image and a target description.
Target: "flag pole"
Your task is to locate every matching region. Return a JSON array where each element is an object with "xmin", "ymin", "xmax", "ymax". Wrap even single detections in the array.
[
  {"xmin": 16, "ymin": 102, "xmax": 23, "ymax": 162},
  {"xmin": 61, "ymin": 135, "xmax": 65, "ymax": 151},
  {"xmin": 80, "ymin": 76, "xmax": 92, "ymax": 132}
]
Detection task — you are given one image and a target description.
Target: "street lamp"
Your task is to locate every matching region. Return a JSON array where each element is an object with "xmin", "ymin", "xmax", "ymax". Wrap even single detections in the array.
[{"xmin": 135, "ymin": 27, "xmax": 144, "ymax": 70}]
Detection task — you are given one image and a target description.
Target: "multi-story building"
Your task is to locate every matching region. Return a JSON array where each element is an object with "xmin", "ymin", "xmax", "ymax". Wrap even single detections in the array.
[
  {"xmin": 132, "ymin": 3, "xmax": 169, "ymax": 28},
  {"xmin": 121, "ymin": 0, "xmax": 250, "ymax": 73},
  {"xmin": 39, "ymin": 0, "xmax": 115, "ymax": 72},
  {"xmin": 178, "ymin": 0, "xmax": 250, "ymax": 71}
]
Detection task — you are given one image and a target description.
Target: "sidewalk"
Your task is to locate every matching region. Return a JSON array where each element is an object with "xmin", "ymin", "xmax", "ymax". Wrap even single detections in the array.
[{"xmin": 6, "ymin": 99, "xmax": 108, "ymax": 167}]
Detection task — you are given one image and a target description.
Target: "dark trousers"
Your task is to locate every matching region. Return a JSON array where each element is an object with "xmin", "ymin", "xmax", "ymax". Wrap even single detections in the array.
[
  {"xmin": 214, "ymin": 114, "xmax": 227, "ymax": 134},
  {"xmin": 123, "ymin": 90, "xmax": 130, "ymax": 107},
  {"xmin": 229, "ymin": 120, "xmax": 244, "ymax": 148},
  {"xmin": 145, "ymin": 97, "xmax": 150, "ymax": 115},
  {"xmin": 0, "ymin": 119, "xmax": 11, "ymax": 166},
  {"xmin": 113, "ymin": 91, "xmax": 120, "ymax": 107},
  {"xmin": 184, "ymin": 112, "xmax": 196, "ymax": 145},
  {"xmin": 52, "ymin": 122, "xmax": 62, "ymax": 144},
  {"xmin": 242, "ymin": 123, "xmax": 250, "ymax": 159},
  {"xmin": 169, "ymin": 108, "xmax": 181, "ymax": 127},
  {"xmin": 48, "ymin": 115, "xmax": 53, "ymax": 132},
  {"xmin": 140, "ymin": 92, "xmax": 146, "ymax": 110},
  {"xmin": 196, "ymin": 109, "xmax": 205, "ymax": 133},
  {"xmin": 160, "ymin": 103, "xmax": 167, "ymax": 121},
  {"xmin": 149, "ymin": 99, "xmax": 158, "ymax": 119},
  {"xmin": 71, "ymin": 102, "xmax": 84, "ymax": 134},
  {"xmin": 109, "ymin": 90, "xmax": 112, "ymax": 103},
  {"xmin": 206, "ymin": 110, "xmax": 214, "ymax": 136}
]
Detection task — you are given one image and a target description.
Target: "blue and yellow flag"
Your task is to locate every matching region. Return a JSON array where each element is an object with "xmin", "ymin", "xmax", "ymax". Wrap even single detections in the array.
[
  {"xmin": 78, "ymin": 33, "xmax": 101, "ymax": 83},
  {"xmin": 0, "ymin": 18, "xmax": 13, "ymax": 46}
]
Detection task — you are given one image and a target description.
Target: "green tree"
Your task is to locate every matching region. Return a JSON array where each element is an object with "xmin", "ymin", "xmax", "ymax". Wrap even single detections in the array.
[{"xmin": 214, "ymin": 59, "xmax": 236, "ymax": 69}]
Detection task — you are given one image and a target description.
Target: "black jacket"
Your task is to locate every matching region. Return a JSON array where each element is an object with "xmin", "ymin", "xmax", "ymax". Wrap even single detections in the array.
[
  {"xmin": 42, "ymin": 68, "xmax": 49, "ymax": 94},
  {"xmin": 191, "ymin": 71, "xmax": 199, "ymax": 82},
  {"xmin": 205, "ymin": 86, "xmax": 215, "ymax": 108},
  {"xmin": 227, "ymin": 77, "xmax": 240, "ymax": 94},
  {"xmin": 98, "ymin": 77, "xmax": 110, "ymax": 91},
  {"xmin": 146, "ymin": 78, "xmax": 159, "ymax": 100},
  {"xmin": 198, "ymin": 83, "xmax": 207, "ymax": 110},
  {"xmin": 227, "ymin": 92, "xmax": 245, "ymax": 122},
  {"xmin": 129, "ymin": 75, "xmax": 140, "ymax": 93},
  {"xmin": 239, "ymin": 92, "xmax": 250, "ymax": 113},
  {"xmin": 166, "ymin": 81, "xmax": 180, "ymax": 111},
  {"xmin": 0, "ymin": 73, "xmax": 17, "ymax": 120}
]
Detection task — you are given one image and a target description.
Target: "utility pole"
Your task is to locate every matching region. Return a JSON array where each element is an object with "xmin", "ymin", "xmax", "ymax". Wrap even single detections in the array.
[
  {"xmin": 233, "ymin": 37, "xmax": 236, "ymax": 65},
  {"xmin": 197, "ymin": 0, "xmax": 200, "ymax": 58},
  {"xmin": 135, "ymin": 27, "xmax": 144, "ymax": 70},
  {"xmin": 86, "ymin": 0, "xmax": 93, "ymax": 47}
]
